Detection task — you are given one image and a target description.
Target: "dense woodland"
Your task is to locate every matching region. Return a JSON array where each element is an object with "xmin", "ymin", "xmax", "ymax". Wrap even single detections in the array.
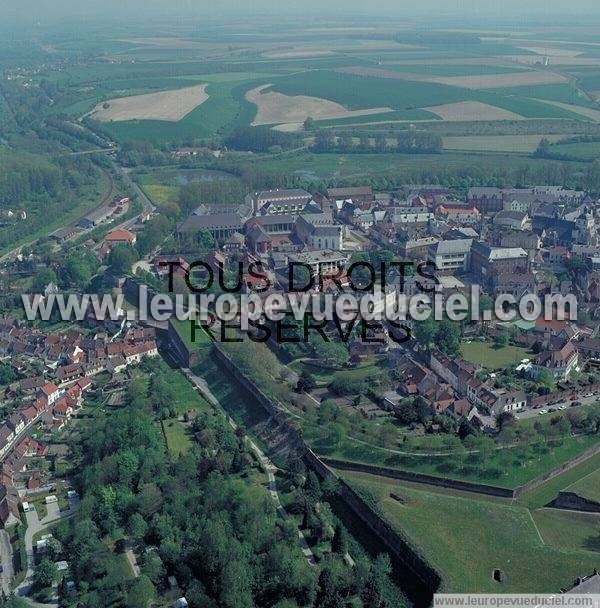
[{"xmin": 49, "ymin": 358, "xmax": 404, "ymax": 608}]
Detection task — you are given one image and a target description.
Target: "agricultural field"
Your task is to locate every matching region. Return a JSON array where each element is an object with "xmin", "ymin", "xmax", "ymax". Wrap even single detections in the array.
[
  {"xmin": 337, "ymin": 65, "xmax": 569, "ymax": 89},
  {"xmin": 89, "ymin": 84, "xmax": 209, "ymax": 122},
  {"xmin": 443, "ymin": 134, "xmax": 567, "ymax": 152},
  {"xmin": 546, "ymin": 139, "xmax": 600, "ymax": 160},
  {"xmin": 425, "ymin": 101, "xmax": 522, "ymax": 121},
  {"xmin": 339, "ymin": 469, "xmax": 600, "ymax": 593},
  {"xmin": 246, "ymin": 83, "xmax": 394, "ymax": 127},
  {"xmin": 23, "ymin": 24, "xmax": 600, "ymax": 145}
]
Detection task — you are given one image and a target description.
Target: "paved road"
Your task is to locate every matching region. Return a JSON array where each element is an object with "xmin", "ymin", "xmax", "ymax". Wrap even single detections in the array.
[
  {"xmin": 0, "ymin": 529, "xmax": 14, "ymax": 596},
  {"xmin": 15, "ymin": 496, "xmax": 80, "ymax": 606},
  {"xmin": 515, "ymin": 394, "xmax": 600, "ymax": 420},
  {"xmin": 182, "ymin": 369, "xmax": 316, "ymax": 566}
]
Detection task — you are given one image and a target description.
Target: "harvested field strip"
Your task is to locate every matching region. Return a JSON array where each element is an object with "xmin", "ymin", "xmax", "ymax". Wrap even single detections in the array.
[
  {"xmin": 246, "ymin": 83, "xmax": 393, "ymax": 126},
  {"xmin": 379, "ymin": 63, "xmax": 529, "ymax": 76},
  {"xmin": 336, "ymin": 65, "xmax": 568, "ymax": 89},
  {"xmin": 425, "ymin": 101, "xmax": 522, "ymax": 121},
  {"xmin": 90, "ymin": 84, "xmax": 208, "ymax": 122}
]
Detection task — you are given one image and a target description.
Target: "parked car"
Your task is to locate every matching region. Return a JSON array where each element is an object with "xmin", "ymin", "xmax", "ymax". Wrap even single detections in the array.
[
  {"xmin": 572, "ymin": 401, "xmax": 582, "ymax": 407},
  {"xmin": 538, "ymin": 409, "xmax": 548, "ymax": 415}
]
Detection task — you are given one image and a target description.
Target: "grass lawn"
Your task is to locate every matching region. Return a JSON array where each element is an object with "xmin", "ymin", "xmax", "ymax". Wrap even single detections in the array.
[
  {"xmin": 290, "ymin": 356, "xmax": 382, "ymax": 385},
  {"xmin": 162, "ymin": 364, "xmax": 214, "ymax": 415},
  {"xmin": 532, "ymin": 508, "xmax": 600, "ymax": 552},
  {"xmin": 443, "ymin": 134, "xmax": 567, "ymax": 153},
  {"xmin": 308, "ymin": 427, "xmax": 599, "ymax": 489},
  {"xmin": 140, "ymin": 183, "xmax": 179, "ymax": 206},
  {"xmin": 461, "ymin": 340, "xmax": 532, "ymax": 369},
  {"xmin": 563, "ymin": 467, "xmax": 600, "ymax": 504},
  {"xmin": 340, "ymin": 470, "xmax": 600, "ymax": 593},
  {"xmin": 192, "ymin": 352, "xmax": 270, "ymax": 430},
  {"xmin": 516, "ymin": 452, "xmax": 600, "ymax": 510},
  {"xmin": 161, "ymin": 418, "xmax": 192, "ymax": 457},
  {"xmin": 172, "ymin": 318, "xmax": 214, "ymax": 350}
]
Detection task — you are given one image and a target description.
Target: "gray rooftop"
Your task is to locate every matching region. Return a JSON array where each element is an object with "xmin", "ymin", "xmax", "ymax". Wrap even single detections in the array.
[
  {"xmin": 434, "ymin": 239, "xmax": 473, "ymax": 255},
  {"xmin": 177, "ymin": 213, "xmax": 243, "ymax": 232}
]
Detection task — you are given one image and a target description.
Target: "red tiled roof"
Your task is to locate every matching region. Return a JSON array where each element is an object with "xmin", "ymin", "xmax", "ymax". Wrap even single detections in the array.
[
  {"xmin": 40, "ymin": 382, "xmax": 58, "ymax": 396},
  {"xmin": 105, "ymin": 229, "xmax": 135, "ymax": 243}
]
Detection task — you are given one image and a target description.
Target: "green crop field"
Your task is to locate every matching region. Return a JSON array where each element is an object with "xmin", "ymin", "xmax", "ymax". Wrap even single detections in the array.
[
  {"xmin": 546, "ymin": 139, "xmax": 600, "ymax": 160},
  {"xmin": 95, "ymin": 78, "xmax": 256, "ymax": 143},
  {"xmin": 267, "ymin": 70, "xmax": 473, "ymax": 112},
  {"xmin": 340, "ymin": 470, "xmax": 600, "ymax": 593},
  {"xmin": 266, "ymin": 70, "xmax": 591, "ymax": 122},
  {"xmin": 443, "ymin": 134, "xmax": 568, "ymax": 152},
  {"xmin": 481, "ymin": 83, "xmax": 596, "ymax": 107},
  {"xmin": 460, "ymin": 341, "xmax": 532, "ymax": 369}
]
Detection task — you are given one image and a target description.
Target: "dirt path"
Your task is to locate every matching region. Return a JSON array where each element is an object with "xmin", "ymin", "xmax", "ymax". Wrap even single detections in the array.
[
  {"xmin": 182, "ymin": 368, "xmax": 316, "ymax": 566},
  {"xmin": 0, "ymin": 530, "xmax": 14, "ymax": 596}
]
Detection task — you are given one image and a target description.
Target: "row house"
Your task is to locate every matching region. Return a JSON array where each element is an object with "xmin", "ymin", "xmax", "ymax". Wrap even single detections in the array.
[
  {"xmin": 122, "ymin": 341, "xmax": 159, "ymax": 365},
  {"xmin": 436, "ymin": 204, "xmax": 481, "ymax": 225},
  {"xmin": 429, "ymin": 350, "xmax": 476, "ymax": 397},
  {"xmin": 493, "ymin": 273, "xmax": 539, "ymax": 299},
  {"xmin": 466, "ymin": 378, "xmax": 527, "ymax": 415},
  {"xmin": 493, "ymin": 210, "xmax": 530, "ymax": 232},
  {"xmin": 248, "ymin": 188, "xmax": 313, "ymax": 216}
]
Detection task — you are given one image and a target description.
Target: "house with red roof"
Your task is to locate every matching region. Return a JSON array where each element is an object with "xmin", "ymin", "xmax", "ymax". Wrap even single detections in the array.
[
  {"xmin": 21, "ymin": 406, "xmax": 38, "ymax": 424},
  {"xmin": 105, "ymin": 228, "xmax": 136, "ymax": 246},
  {"xmin": 38, "ymin": 382, "xmax": 61, "ymax": 406},
  {"xmin": 123, "ymin": 341, "xmax": 158, "ymax": 364}
]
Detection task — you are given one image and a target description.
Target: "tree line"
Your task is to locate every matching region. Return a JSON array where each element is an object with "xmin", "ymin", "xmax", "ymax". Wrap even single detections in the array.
[{"xmin": 311, "ymin": 129, "xmax": 442, "ymax": 154}]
